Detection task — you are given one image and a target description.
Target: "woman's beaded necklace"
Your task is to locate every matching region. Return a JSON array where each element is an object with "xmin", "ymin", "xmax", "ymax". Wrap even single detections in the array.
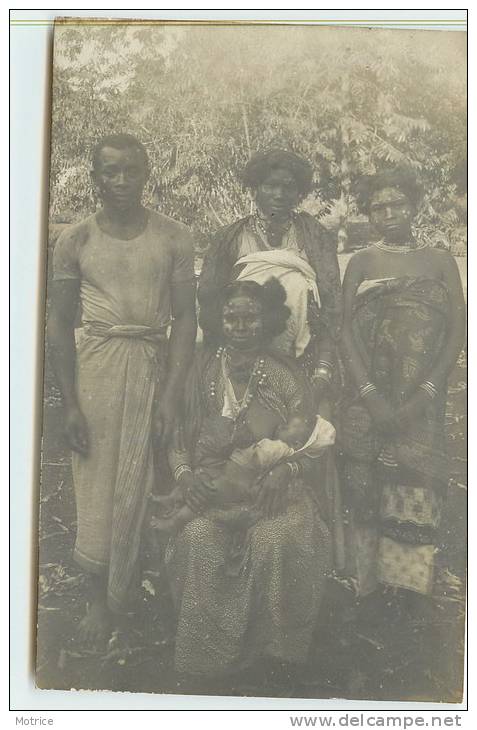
[
  {"xmin": 250, "ymin": 211, "xmax": 295, "ymax": 249},
  {"xmin": 372, "ymin": 239, "xmax": 429, "ymax": 254},
  {"xmin": 208, "ymin": 346, "xmax": 267, "ymax": 421}
]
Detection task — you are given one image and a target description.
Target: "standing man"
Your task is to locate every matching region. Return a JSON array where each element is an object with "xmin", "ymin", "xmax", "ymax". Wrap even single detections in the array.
[{"xmin": 48, "ymin": 133, "xmax": 197, "ymax": 644}]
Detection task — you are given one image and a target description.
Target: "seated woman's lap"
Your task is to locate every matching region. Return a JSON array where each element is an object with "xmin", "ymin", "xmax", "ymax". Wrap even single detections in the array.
[
  {"xmin": 250, "ymin": 501, "xmax": 308, "ymax": 554},
  {"xmin": 179, "ymin": 490, "xmax": 325, "ymax": 564},
  {"xmin": 166, "ymin": 492, "xmax": 331, "ymax": 673}
]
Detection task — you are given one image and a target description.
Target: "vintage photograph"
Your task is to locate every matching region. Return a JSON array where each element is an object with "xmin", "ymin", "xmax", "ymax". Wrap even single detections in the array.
[{"xmin": 36, "ymin": 20, "xmax": 467, "ymax": 701}]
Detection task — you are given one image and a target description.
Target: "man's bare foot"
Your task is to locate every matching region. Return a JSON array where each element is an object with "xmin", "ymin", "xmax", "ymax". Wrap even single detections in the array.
[{"xmin": 77, "ymin": 599, "xmax": 112, "ymax": 647}]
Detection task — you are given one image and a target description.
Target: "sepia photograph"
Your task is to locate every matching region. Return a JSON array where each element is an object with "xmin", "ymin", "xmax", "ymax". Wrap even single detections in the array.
[{"xmin": 35, "ymin": 18, "xmax": 467, "ymax": 702}]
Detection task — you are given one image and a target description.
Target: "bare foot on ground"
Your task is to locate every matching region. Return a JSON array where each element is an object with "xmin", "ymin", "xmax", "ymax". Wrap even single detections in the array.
[{"xmin": 77, "ymin": 599, "xmax": 112, "ymax": 647}]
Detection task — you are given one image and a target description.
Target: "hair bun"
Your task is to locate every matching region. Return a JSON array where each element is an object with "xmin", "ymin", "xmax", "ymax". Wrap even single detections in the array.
[{"xmin": 262, "ymin": 276, "xmax": 287, "ymax": 306}]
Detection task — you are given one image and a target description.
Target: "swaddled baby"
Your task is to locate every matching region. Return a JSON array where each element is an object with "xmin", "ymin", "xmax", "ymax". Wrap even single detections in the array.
[{"xmin": 151, "ymin": 414, "xmax": 335, "ymax": 535}]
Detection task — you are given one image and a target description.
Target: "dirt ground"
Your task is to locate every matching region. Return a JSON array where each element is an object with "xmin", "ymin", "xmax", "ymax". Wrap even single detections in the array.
[{"xmin": 35, "ymin": 257, "xmax": 467, "ymax": 702}]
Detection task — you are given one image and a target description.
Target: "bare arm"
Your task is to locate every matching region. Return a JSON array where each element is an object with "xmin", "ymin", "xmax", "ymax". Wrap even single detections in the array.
[
  {"xmin": 311, "ymin": 230, "xmax": 343, "ymax": 413},
  {"xmin": 48, "ymin": 279, "xmax": 88, "ymax": 453},
  {"xmin": 48, "ymin": 280, "xmax": 79, "ymax": 407},
  {"xmin": 197, "ymin": 232, "xmax": 222, "ymax": 340},
  {"xmin": 197, "ymin": 226, "xmax": 237, "ymax": 339},
  {"xmin": 429, "ymin": 253, "xmax": 466, "ymax": 387},
  {"xmin": 197, "ymin": 233, "xmax": 221, "ymax": 310},
  {"xmin": 341, "ymin": 253, "xmax": 395, "ymax": 429},
  {"xmin": 309, "ymin": 325, "xmax": 336, "ymax": 419},
  {"xmin": 394, "ymin": 253, "xmax": 466, "ymax": 428},
  {"xmin": 341, "ymin": 253, "xmax": 369, "ymax": 387},
  {"xmin": 154, "ymin": 280, "xmax": 197, "ymax": 445}
]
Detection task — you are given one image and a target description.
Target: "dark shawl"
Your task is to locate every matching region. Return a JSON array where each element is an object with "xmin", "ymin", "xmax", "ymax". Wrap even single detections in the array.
[{"xmin": 197, "ymin": 212, "xmax": 342, "ymax": 345}]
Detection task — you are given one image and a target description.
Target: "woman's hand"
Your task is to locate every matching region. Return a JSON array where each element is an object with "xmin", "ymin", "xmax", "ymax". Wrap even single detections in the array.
[
  {"xmin": 363, "ymin": 391, "xmax": 396, "ymax": 433},
  {"xmin": 256, "ymin": 463, "xmax": 291, "ymax": 520},
  {"xmin": 64, "ymin": 405, "xmax": 89, "ymax": 455},
  {"xmin": 183, "ymin": 471, "xmax": 212, "ymax": 513},
  {"xmin": 393, "ymin": 390, "xmax": 432, "ymax": 431}
]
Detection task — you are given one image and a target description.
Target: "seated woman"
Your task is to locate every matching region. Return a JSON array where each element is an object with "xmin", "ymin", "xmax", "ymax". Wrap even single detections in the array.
[
  {"xmin": 164, "ymin": 279, "xmax": 337, "ymax": 678},
  {"xmin": 339, "ymin": 167, "xmax": 465, "ymax": 604}
]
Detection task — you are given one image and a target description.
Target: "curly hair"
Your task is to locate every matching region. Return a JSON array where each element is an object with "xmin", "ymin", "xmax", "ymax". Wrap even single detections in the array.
[
  {"xmin": 200, "ymin": 278, "xmax": 291, "ymax": 346},
  {"xmin": 242, "ymin": 149, "xmax": 314, "ymax": 198},
  {"xmin": 355, "ymin": 166, "xmax": 423, "ymax": 214}
]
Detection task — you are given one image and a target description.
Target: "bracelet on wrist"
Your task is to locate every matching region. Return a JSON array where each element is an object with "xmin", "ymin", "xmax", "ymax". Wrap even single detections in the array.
[
  {"xmin": 174, "ymin": 464, "xmax": 192, "ymax": 482},
  {"xmin": 359, "ymin": 382, "xmax": 378, "ymax": 399},
  {"xmin": 313, "ymin": 366, "xmax": 332, "ymax": 384},
  {"xmin": 419, "ymin": 380, "xmax": 438, "ymax": 399},
  {"xmin": 286, "ymin": 461, "xmax": 300, "ymax": 479}
]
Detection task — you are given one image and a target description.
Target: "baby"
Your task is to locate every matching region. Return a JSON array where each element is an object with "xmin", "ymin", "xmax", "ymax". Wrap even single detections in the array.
[{"xmin": 151, "ymin": 414, "xmax": 334, "ymax": 535}]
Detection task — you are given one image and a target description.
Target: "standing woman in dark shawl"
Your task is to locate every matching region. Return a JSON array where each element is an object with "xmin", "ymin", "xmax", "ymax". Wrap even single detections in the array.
[
  {"xmin": 198, "ymin": 149, "xmax": 342, "ymax": 416},
  {"xmin": 339, "ymin": 168, "xmax": 465, "ymax": 605}
]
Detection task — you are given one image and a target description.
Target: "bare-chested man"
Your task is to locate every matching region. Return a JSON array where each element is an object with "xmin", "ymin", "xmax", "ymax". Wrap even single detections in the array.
[{"xmin": 48, "ymin": 133, "xmax": 197, "ymax": 645}]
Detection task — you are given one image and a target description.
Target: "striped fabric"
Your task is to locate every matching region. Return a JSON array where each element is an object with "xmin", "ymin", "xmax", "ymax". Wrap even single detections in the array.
[{"xmin": 73, "ymin": 324, "xmax": 166, "ymax": 612}]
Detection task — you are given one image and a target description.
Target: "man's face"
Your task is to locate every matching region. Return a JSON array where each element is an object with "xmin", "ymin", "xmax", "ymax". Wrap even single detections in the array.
[
  {"xmin": 93, "ymin": 146, "xmax": 147, "ymax": 212},
  {"xmin": 222, "ymin": 296, "xmax": 264, "ymax": 350},
  {"xmin": 369, "ymin": 186, "xmax": 414, "ymax": 242},
  {"xmin": 254, "ymin": 167, "xmax": 301, "ymax": 222}
]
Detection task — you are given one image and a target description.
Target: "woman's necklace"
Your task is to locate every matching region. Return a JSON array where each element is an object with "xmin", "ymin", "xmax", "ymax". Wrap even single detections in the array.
[
  {"xmin": 372, "ymin": 239, "xmax": 429, "ymax": 254},
  {"xmin": 251, "ymin": 212, "xmax": 294, "ymax": 249},
  {"xmin": 208, "ymin": 347, "xmax": 267, "ymax": 422}
]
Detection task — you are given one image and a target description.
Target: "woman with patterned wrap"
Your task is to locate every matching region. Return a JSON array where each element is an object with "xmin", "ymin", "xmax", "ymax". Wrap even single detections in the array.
[
  {"xmin": 339, "ymin": 168, "xmax": 465, "ymax": 601},
  {"xmin": 164, "ymin": 279, "xmax": 338, "ymax": 678}
]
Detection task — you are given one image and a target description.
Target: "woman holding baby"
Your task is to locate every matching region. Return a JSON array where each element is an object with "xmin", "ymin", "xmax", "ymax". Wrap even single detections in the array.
[
  {"xmin": 160, "ymin": 150, "xmax": 343, "ymax": 679},
  {"xmin": 163, "ymin": 279, "xmax": 337, "ymax": 679}
]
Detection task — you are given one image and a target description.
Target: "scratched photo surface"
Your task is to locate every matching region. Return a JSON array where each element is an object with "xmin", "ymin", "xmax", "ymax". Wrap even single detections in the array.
[{"xmin": 37, "ymin": 21, "xmax": 467, "ymax": 701}]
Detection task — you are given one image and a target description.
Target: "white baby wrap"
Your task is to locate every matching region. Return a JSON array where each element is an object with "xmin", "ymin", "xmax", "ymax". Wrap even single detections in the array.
[
  {"xmin": 230, "ymin": 415, "xmax": 336, "ymax": 473},
  {"xmin": 234, "ymin": 249, "xmax": 321, "ymax": 358}
]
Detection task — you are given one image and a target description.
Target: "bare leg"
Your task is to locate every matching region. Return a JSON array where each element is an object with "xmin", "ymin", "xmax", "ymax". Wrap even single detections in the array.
[{"xmin": 77, "ymin": 573, "xmax": 112, "ymax": 647}]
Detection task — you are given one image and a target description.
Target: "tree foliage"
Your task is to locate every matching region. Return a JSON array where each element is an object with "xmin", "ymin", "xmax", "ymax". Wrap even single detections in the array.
[{"xmin": 49, "ymin": 24, "xmax": 467, "ymax": 250}]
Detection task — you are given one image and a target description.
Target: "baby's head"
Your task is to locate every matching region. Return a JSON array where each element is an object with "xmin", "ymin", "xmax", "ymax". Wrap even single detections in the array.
[{"xmin": 275, "ymin": 414, "xmax": 314, "ymax": 450}]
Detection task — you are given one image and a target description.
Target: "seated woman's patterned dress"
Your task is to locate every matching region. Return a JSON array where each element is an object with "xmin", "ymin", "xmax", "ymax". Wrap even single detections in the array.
[{"xmin": 165, "ymin": 348, "xmax": 333, "ymax": 676}]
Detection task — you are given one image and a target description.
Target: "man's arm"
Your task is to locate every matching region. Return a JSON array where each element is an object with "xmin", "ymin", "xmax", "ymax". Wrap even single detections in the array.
[
  {"xmin": 197, "ymin": 233, "xmax": 223, "ymax": 341},
  {"xmin": 197, "ymin": 233, "xmax": 220, "ymax": 310},
  {"xmin": 154, "ymin": 280, "xmax": 197, "ymax": 445},
  {"xmin": 48, "ymin": 279, "xmax": 88, "ymax": 454},
  {"xmin": 197, "ymin": 225, "xmax": 239, "ymax": 338}
]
